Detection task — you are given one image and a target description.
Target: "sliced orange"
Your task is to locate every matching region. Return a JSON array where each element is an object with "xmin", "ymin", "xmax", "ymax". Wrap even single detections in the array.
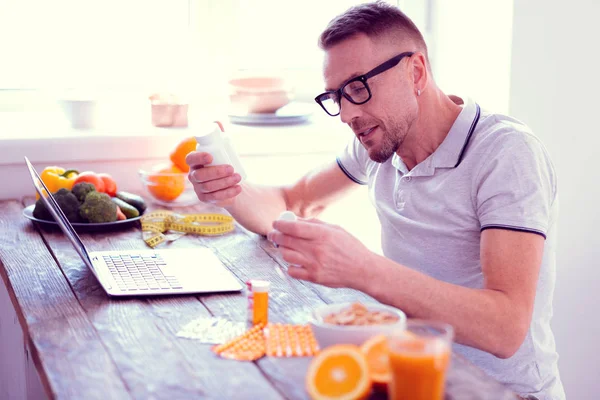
[
  {"xmin": 360, "ymin": 335, "xmax": 391, "ymax": 391},
  {"xmin": 306, "ymin": 344, "xmax": 371, "ymax": 400}
]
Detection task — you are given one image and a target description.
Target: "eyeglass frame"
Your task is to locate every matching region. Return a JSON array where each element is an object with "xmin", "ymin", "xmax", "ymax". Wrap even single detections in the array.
[{"xmin": 314, "ymin": 51, "xmax": 415, "ymax": 117}]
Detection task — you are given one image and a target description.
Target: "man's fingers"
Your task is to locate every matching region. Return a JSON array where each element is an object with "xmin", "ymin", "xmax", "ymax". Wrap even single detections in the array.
[
  {"xmin": 192, "ymin": 184, "xmax": 242, "ymax": 203},
  {"xmin": 271, "ymin": 219, "xmax": 329, "ymax": 240},
  {"xmin": 279, "ymin": 246, "xmax": 311, "ymax": 267},
  {"xmin": 287, "ymin": 265, "xmax": 312, "ymax": 281},
  {"xmin": 196, "ymin": 173, "xmax": 242, "ymax": 193},
  {"xmin": 186, "ymin": 151, "xmax": 213, "ymax": 168},
  {"xmin": 298, "ymin": 217, "xmax": 326, "ymax": 224},
  {"xmin": 206, "ymin": 185, "xmax": 242, "ymax": 201},
  {"xmin": 189, "ymin": 164, "xmax": 234, "ymax": 184},
  {"xmin": 268, "ymin": 230, "xmax": 313, "ymax": 253}
]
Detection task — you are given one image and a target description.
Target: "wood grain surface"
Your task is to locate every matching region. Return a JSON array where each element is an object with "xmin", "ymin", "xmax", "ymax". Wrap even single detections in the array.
[{"xmin": 0, "ymin": 198, "xmax": 519, "ymax": 400}]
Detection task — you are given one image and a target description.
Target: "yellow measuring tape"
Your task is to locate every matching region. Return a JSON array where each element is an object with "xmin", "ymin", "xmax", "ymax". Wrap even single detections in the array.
[{"xmin": 140, "ymin": 210, "xmax": 235, "ymax": 248}]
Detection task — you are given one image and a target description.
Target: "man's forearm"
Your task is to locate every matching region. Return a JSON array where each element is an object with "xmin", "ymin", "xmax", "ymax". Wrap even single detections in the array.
[
  {"xmin": 224, "ymin": 182, "xmax": 288, "ymax": 236},
  {"xmin": 357, "ymin": 254, "xmax": 530, "ymax": 359}
]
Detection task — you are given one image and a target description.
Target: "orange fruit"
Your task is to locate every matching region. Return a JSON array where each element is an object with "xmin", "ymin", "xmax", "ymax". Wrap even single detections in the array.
[
  {"xmin": 306, "ymin": 344, "xmax": 372, "ymax": 400},
  {"xmin": 360, "ymin": 335, "xmax": 391, "ymax": 391},
  {"xmin": 147, "ymin": 164, "xmax": 185, "ymax": 202},
  {"xmin": 169, "ymin": 136, "xmax": 196, "ymax": 172}
]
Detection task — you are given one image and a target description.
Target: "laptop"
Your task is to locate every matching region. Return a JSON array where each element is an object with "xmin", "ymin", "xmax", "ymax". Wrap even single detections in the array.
[{"xmin": 25, "ymin": 157, "xmax": 243, "ymax": 297}]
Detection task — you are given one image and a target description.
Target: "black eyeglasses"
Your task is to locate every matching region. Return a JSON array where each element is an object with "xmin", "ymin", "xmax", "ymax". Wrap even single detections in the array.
[{"xmin": 314, "ymin": 51, "xmax": 414, "ymax": 116}]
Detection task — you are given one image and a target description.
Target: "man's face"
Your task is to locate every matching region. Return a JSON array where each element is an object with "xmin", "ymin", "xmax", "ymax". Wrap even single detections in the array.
[{"xmin": 323, "ymin": 34, "xmax": 418, "ymax": 163}]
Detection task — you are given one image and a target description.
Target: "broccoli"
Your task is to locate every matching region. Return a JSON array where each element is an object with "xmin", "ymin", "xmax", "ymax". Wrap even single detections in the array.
[
  {"xmin": 72, "ymin": 182, "xmax": 96, "ymax": 203},
  {"xmin": 32, "ymin": 198, "xmax": 53, "ymax": 221},
  {"xmin": 79, "ymin": 192, "xmax": 118, "ymax": 223},
  {"xmin": 33, "ymin": 188, "xmax": 82, "ymax": 223}
]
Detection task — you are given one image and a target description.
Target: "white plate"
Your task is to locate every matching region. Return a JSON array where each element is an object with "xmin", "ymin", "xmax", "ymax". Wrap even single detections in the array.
[{"xmin": 228, "ymin": 102, "xmax": 316, "ymax": 126}]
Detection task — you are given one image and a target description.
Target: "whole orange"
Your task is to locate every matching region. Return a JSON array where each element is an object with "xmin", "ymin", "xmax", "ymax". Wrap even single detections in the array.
[
  {"xmin": 147, "ymin": 164, "xmax": 186, "ymax": 202},
  {"xmin": 169, "ymin": 136, "xmax": 196, "ymax": 172}
]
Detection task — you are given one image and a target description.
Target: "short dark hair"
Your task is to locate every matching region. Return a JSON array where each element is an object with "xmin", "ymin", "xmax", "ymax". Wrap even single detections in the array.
[{"xmin": 319, "ymin": 1, "xmax": 428, "ymax": 57}]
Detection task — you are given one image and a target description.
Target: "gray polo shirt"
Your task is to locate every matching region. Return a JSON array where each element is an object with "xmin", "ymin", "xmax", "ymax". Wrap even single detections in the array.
[{"xmin": 337, "ymin": 97, "xmax": 565, "ymax": 400}]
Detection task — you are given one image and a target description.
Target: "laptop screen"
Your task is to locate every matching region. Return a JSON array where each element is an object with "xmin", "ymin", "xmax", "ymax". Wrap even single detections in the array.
[{"xmin": 24, "ymin": 157, "xmax": 96, "ymax": 272}]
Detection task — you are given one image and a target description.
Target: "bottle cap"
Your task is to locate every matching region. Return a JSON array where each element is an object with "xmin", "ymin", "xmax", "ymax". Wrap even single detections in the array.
[
  {"xmin": 195, "ymin": 122, "xmax": 223, "ymax": 146},
  {"xmin": 250, "ymin": 279, "xmax": 270, "ymax": 292}
]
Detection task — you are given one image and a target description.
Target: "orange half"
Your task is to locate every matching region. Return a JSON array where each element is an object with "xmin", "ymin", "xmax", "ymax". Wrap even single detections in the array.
[
  {"xmin": 360, "ymin": 335, "xmax": 391, "ymax": 390},
  {"xmin": 306, "ymin": 344, "xmax": 371, "ymax": 400}
]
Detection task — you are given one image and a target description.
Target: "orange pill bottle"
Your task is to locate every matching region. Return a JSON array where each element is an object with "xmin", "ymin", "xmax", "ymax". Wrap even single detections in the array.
[{"xmin": 247, "ymin": 280, "xmax": 270, "ymax": 326}]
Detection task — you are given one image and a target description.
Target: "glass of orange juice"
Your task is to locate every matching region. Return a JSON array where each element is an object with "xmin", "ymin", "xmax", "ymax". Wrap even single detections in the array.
[{"xmin": 386, "ymin": 320, "xmax": 454, "ymax": 400}]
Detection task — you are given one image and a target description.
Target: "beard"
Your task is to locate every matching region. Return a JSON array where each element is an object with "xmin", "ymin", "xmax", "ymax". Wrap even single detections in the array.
[
  {"xmin": 368, "ymin": 127, "xmax": 400, "ymax": 163},
  {"xmin": 366, "ymin": 117, "xmax": 410, "ymax": 163}
]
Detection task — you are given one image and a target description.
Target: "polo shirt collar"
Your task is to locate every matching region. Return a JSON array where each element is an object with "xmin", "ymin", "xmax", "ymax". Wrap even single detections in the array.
[{"xmin": 430, "ymin": 97, "xmax": 481, "ymax": 169}]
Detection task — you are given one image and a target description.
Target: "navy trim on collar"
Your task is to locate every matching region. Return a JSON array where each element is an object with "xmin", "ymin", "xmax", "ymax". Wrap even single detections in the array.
[{"xmin": 454, "ymin": 103, "xmax": 481, "ymax": 168}]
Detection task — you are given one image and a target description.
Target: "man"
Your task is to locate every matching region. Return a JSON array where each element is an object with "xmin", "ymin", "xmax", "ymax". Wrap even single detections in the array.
[{"xmin": 187, "ymin": 2, "xmax": 564, "ymax": 399}]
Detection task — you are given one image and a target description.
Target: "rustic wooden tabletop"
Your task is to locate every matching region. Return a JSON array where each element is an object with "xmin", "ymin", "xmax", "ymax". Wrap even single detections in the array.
[{"xmin": 0, "ymin": 197, "xmax": 518, "ymax": 400}]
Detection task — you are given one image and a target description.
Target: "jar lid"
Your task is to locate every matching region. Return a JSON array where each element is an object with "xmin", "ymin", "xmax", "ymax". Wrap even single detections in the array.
[{"xmin": 250, "ymin": 279, "xmax": 270, "ymax": 292}]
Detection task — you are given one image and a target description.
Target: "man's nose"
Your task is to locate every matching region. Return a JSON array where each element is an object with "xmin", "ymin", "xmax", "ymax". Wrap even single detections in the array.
[{"xmin": 339, "ymin": 96, "xmax": 363, "ymax": 124}]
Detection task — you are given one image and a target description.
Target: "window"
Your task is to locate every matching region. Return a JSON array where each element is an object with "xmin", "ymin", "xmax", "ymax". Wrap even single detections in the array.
[
  {"xmin": 0, "ymin": 0, "xmax": 190, "ymax": 89},
  {"xmin": 0, "ymin": 0, "xmax": 431, "ymax": 111},
  {"xmin": 191, "ymin": 0, "xmax": 429, "ymax": 102}
]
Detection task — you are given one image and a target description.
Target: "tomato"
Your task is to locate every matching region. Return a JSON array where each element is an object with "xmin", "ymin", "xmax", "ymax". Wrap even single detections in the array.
[
  {"xmin": 73, "ymin": 171, "xmax": 105, "ymax": 193},
  {"xmin": 97, "ymin": 173, "xmax": 118, "ymax": 197}
]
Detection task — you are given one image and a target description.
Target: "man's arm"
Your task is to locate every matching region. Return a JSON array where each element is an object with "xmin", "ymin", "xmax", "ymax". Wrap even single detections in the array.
[
  {"xmin": 270, "ymin": 220, "xmax": 542, "ymax": 359},
  {"xmin": 187, "ymin": 149, "xmax": 360, "ymax": 236},
  {"xmin": 360, "ymin": 228, "xmax": 543, "ymax": 358},
  {"xmin": 226, "ymin": 160, "xmax": 359, "ymax": 236}
]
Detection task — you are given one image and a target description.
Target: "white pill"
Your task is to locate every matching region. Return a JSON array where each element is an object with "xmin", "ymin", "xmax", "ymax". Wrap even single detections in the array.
[{"xmin": 278, "ymin": 211, "xmax": 297, "ymax": 222}]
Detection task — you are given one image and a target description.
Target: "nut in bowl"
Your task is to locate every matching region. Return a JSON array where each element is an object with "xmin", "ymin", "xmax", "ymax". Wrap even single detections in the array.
[
  {"xmin": 310, "ymin": 302, "xmax": 407, "ymax": 349},
  {"xmin": 139, "ymin": 164, "xmax": 199, "ymax": 207}
]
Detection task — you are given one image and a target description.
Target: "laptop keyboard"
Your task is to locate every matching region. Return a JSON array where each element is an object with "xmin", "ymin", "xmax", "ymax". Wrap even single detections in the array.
[{"xmin": 102, "ymin": 254, "xmax": 183, "ymax": 292}]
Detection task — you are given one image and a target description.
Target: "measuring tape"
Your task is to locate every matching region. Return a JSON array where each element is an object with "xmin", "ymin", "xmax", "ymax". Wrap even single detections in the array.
[{"xmin": 141, "ymin": 210, "xmax": 235, "ymax": 248}]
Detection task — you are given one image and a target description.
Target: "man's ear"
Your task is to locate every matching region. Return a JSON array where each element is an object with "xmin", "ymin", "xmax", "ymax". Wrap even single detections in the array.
[{"xmin": 412, "ymin": 52, "xmax": 428, "ymax": 93}]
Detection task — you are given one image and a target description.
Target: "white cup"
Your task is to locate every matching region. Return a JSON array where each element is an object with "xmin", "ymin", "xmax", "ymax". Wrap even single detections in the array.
[{"xmin": 58, "ymin": 99, "xmax": 98, "ymax": 129}]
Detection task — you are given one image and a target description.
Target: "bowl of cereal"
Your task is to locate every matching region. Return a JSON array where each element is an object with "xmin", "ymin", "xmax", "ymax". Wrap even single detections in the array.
[{"xmin": 310, "ymin": 302, "xmax": 407, "ymax": 349}]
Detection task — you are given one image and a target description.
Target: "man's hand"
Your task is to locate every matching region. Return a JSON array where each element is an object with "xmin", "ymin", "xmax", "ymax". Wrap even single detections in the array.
[
  {"xmin": 267, "ymin": 218, "xmax": 374, "ymax": 288},
  {"xmin": 186, "ymin": 152, "xmax": 242, "ymax": 207}
]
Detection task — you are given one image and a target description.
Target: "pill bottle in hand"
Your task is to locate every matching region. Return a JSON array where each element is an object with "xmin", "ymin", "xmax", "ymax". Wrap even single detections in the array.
[{"xmin": 195, "ymin": 122, "xmax": 247, "ymax": 181}]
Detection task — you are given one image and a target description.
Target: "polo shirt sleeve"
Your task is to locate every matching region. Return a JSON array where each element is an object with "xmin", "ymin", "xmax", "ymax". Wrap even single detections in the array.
[
  {"xmin": 336, "ymin": 136, "xmax": 369, "ymax": 185},
  {"xmin": 474, "ymin": 131, "xmax": 557, "ymax": 239}
]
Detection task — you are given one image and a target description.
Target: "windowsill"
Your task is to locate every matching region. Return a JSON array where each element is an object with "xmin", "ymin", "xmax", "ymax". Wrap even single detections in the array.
[
  {"xmin": 0, "ymin": 106, "xmax": 349, "ymax": 165},
  {"xmin": 1, "ymin": 107, "xmax": 351, "ymax": 201}
]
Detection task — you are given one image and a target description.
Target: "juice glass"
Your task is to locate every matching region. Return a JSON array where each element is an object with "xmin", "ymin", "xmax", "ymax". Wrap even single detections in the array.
[{"xmin": 387, "ymin": 320, "xmax": 454, "ymax": 400}]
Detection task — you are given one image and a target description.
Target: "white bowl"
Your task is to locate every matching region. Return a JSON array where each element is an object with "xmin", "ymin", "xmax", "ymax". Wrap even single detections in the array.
[
  {"xmin": 310, "ymin": 302, "xmax": 407, "ymax": 349},
  {"xmin": 228, "ymin": 76, "xmax": 293, "ymax": 114}
]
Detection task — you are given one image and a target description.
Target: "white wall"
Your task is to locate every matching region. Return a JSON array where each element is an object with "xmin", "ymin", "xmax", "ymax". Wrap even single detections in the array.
[
  {"xmin": 431, "ymin": 0, "xmax": 514, "ymax": 114},
  {"xmin": 509, "ymin": 1, "xmax": 600, "ymax": 398}
]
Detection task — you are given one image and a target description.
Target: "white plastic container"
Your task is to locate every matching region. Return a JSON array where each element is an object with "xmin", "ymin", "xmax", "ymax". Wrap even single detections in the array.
[
  {"xmin": 58, "ymin": 99, "xmax": 98, "ymax": 130},
  {"xmin": 195, "ymin": 123, "xmax": 247, "ymax": 181},
  {"xmin": 274, "ymin": 211, "xmax": 301, "ymax": 268}
]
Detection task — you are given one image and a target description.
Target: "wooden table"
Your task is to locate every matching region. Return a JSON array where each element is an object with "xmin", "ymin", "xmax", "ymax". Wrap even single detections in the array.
[{"xmin": 0, "ymin": 197, "xmax": 519, "ymax": 400}]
